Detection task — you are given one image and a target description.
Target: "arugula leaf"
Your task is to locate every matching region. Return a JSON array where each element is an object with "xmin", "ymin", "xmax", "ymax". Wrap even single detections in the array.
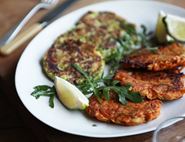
[
  {"xmin": 102, "ymin": 88, "xmax": 110, "ymax": 101},
  {"xmin": 141, "ymin": 25, "xmax": 148, "ymax": 36},
  {"xmin": 31, "ymin": 85, "xmax": 56, "ymax": 108},
  {"xmin": 126, "ymin": 92, "xmax": 143, "ymax": 103},
  {"xmin": 118, "ymin": 93, "xmax": 127, "ymax": 105},
  {"xmin": 112, "ymin": 80, "xmax": 120, "ymax": 86},
  {"xmin": 72, "ymin": 64, "xmax": 100, "ymax": 98},
  {"xmin": 72, "ymin": 64, "xmax": 143, "ymax": 105},
  {"xmin": 137, "ymin": 25, "xmax": 158, "ymax": 49},
  {"xmin": 71, "ymin": 64, "xmax": 90, "ymax": 80},
  {"xmin": 49, "ymin": 94, "xmax": 55, "ymax": 108}
]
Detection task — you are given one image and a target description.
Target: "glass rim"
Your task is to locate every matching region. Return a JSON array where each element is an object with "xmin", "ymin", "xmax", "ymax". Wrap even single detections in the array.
[{"xmin": 152, "ymin": 116, "xmax": 185, "ymax": 142}]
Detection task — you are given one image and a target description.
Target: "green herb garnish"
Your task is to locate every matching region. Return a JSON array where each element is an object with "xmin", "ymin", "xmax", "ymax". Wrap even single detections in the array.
[
  {"xmin": 31, "ymin": 85, "xmax": 56, "ymax": 108},
  {"xmin": 72, "ymin": 64, "xmax": 143, "ymax": 104},
  {"xmin": 138, "ymin": 25, "xmax": 158, "ymax": 48},
  {"xmin": 71, "ymin": 64, "xmax": 101, "ymax": 99}
]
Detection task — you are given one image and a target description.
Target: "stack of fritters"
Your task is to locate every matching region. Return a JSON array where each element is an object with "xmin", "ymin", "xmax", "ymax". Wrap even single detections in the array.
[
  {"xmin": 86, "ymin": 43, "xmax": 185, "ymax": 126},
  {"xmin": 116, "ymin": 43, "xmax": 185, "ymax": 101}
]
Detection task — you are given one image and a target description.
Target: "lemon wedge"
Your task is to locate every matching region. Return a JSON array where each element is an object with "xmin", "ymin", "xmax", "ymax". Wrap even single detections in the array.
[
  {"xmin": 155, "ymin": 11, "xmax": 168, "ymax": 43},
  {"xmin": 156, "ymin": 11, "xmax": 185, "ymax": 43},
  {"xmin": 164, "ymin": 13, "xmax": 185, "ymax": 42},
  {"xmin": 54, "ymin": 76, "xmax": 89, "ymax": 110}
]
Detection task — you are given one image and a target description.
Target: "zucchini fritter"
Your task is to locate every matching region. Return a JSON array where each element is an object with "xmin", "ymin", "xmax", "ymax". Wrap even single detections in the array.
[
  {"xmin": 86, "ymin": 95, "xmax": 161, "ymax": 126},
  {"xmin": 43, "ymin": 39, "xmax": 105, "ymax": 84},
  {"xmin": 76, "ymin": 11, "xmax": 126, "ymax": 38},
  {"xmin": 75, "ymin": 11, "xmax": 137, "ymax": 61},
  {"xmin": 122, "ymin": 43, "xmax": 185, "ymax": 71},
  {"xmin": 115, "ymin": 70, "xmax": 185, "ymax": 101}
]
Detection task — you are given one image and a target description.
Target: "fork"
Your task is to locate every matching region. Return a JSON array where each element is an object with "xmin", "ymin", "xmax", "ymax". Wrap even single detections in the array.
[{"xmin": 0, "ymin": 0, "xmax": 58, "ymax": 46}]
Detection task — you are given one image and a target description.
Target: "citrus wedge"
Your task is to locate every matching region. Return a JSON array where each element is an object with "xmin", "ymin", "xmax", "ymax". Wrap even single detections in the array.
[
  {"xmin": 163, "ymin": 13, "xmax": 185, "ymax": 42},
  {"xmin": 54, "ymin": 76, "xmax": 89, "ymax": 110},
  {"xmin": 155, "ymin": 11, "xmax": 167, "ymax": 43}
]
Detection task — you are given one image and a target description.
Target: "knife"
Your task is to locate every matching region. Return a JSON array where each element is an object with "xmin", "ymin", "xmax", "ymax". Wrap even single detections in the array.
[{"xmin": 0, "ymin": 0, "xmax": 77, "ymax": 55}]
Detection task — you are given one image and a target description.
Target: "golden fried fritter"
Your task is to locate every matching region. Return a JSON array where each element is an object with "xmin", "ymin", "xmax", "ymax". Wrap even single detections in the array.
[
  {"xmin": 75, "ymin": 11, "xmax": 137, "ymax": 61},
  {"xmin": 42, "ymin": 39, "xmax": 104, "ymax": 84},
  {"xmin": 122, "ymin": 43, "xmax": 185, "ymax": 71},
  {"xmin": 115, "ymin": 70, "xmax": 185, "ymax": 100},
  {"xmin": 55, "ymin": 25, "xmax": 118, "ymax": 62},
  {"xmin": 86, "ymin": 95, "xmax": 161, "ymax": 126},
  {"xmin": 76, "ymin": 11, "xmax": 127, "ymax": 38}
]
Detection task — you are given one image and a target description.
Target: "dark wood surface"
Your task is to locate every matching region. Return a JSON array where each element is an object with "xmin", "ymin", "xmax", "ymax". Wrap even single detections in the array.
[{"xmin": 0, "ymin": 0, "xmax": 184, "ymax": 142}]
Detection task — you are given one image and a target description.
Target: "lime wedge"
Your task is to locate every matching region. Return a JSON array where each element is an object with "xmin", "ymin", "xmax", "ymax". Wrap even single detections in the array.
[
  {"xmin": 164, "ymin": 13, "xmax": 185, "ymax": 42},
  {"xmin": 54, "ymin": 76, "xmax": 89, "ymax": 110},
  {"xmin": 156, "ymin": 11, "xmax": 167, "ymax": 43}
]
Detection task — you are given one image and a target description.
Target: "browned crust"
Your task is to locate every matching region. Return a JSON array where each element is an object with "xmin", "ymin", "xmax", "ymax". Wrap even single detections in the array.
[
  {"xmin": 122, "ymin": 43, "xmax": 185, "ymax": 71},
  {"xmin": 76, "ymin": 11, "xmax": 126, "ymax": 38},
  {"xmin": 115, "ymin": 70, "xmax": 185, "ymax": 100},
  {"xmin": 43, "ymin": 39, "xmax": 104, "ymax": 83},
  {"xmin": 86, "ymin": 96, "xmax": 161, "ymax": 126}
]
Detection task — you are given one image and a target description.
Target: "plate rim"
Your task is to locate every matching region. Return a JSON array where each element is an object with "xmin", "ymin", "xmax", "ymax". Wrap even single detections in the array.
[{"xmin": 15, "ymin": 0, "xmax": 185, "ymax": 138}]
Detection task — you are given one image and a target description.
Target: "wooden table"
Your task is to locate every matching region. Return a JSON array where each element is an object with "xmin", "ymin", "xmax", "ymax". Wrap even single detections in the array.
[{"xmin": 0, "ymin": 0, "xmax": 184, "ymax": 141}]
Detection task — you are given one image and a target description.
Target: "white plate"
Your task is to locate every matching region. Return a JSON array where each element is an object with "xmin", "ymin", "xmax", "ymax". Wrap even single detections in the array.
[{"xmin": 15, "ymin": 0, "xmax": 185, "ymax": 138}]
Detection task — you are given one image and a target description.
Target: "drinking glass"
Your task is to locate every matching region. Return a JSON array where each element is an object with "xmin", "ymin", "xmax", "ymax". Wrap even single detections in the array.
[{"xmin": 153, "ymin": 116, "xmax": 185, "ymax": 142}]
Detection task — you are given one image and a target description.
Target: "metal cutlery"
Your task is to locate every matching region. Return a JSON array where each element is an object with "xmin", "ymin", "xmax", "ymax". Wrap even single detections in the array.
[
  {"xmin": 0, "ymin": 0, "xmax": 58, "ymax": 47},
  {"xmin": 0, "ymin": 0, "xmax": 76, "ymax": 55}
]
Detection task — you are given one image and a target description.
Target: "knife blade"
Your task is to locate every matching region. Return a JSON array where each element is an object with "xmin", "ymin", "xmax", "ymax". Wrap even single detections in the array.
[
  {"xmin": 39, "ymin": 0, "xmax": 76, "ymax": 26},
  {"xmin": 0, "ymin": 0, "xmax": 77, "ymax": 55}
]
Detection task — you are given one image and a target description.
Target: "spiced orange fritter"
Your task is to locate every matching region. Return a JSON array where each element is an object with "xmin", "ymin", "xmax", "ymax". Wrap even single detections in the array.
[
  {"xmin": 122, "ymin": 43, "xmax": 185, "ymax": 71},
  {"xmin": 86, "ymin": 95, "xmax": 161, "ymax": 126},
  {"xmin": 115, "ymin": 70, "xmax": 185, "ymax": 100}
]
